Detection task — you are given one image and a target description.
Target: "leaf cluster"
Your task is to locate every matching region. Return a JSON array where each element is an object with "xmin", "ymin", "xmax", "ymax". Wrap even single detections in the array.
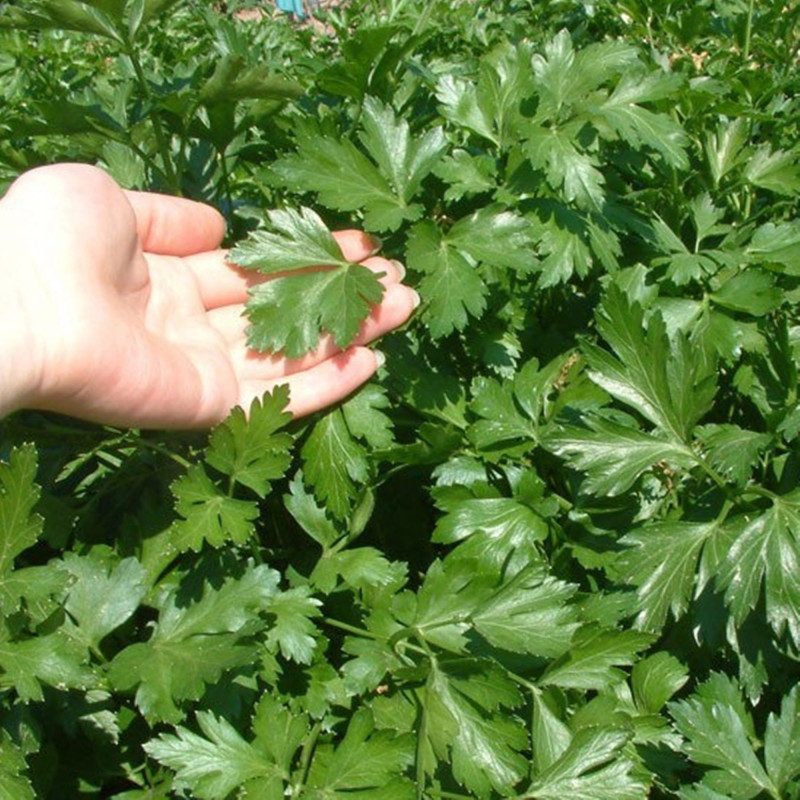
[{"xmin": 2, "ymin": 1, "xmax": 800, "ymax": 799}]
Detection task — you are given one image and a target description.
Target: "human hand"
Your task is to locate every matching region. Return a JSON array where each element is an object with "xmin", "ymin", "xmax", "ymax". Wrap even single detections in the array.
[{"xmin": 0, "ymin": 164, "xmax": 417, "ymax": 428}]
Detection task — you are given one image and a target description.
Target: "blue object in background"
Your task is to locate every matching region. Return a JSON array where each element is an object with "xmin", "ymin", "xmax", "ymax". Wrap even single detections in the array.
[{"xmin": 274, "ymin": 0, "xmax": 320, "ymax": 17}]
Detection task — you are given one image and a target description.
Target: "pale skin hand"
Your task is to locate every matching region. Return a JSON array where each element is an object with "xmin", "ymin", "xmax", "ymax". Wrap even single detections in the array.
[{"xmin": 0, "ymin": 164, "xmax": 418, "ymax": 428}]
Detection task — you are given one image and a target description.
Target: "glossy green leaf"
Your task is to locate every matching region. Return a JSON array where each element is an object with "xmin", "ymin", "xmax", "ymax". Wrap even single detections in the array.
[
  {"xmin": 301, "ymin": 409, "xmax": 370, "ymax": 521},
  {"xmin": 422, "ymin": 659, "xmax": 527, "ymax": 797},
  {"xmin": 0, "ymin": 445, "xmax": 42, "ymax": 577},
  {"xmin": 545, "ymin": 415, "xmax": 695, "ymax": 496},
  {"xmin": 63, "ymin": 553, "xmax": 148, "ymax": 648},
  {"xmin": 306, "ymin": 708, "xmax": 414, "ymax": 795},
  {"xmin": 169, "ymin": 466, "xmax": 259, "ymax": 552},
  {"xmin": 145, "ymin": 711, "xmax": 285, "ymax": 800},
  {"xmin": 540, "ymin": 627, "xmax": 653, "ymax": 690},
  {"xmin": 528, "ymin": 727, "xmax": 648, "ymax": 800},
  {"xmin": 670, "ymin": 688, "xmax": 775, "ymax": 799},
  {"xmin": 206, "ymin": 388, "xmax": 294, "ymax": 497},
  {"xmin": 618, "ymin": 520, "xmax": 719, "ymax": 631}
]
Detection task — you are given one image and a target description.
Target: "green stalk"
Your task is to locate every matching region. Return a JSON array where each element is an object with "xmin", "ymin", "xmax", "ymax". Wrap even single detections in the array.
[
  {"xmin": 410, "ymin": 0, "xmax": 436, "ymax": 37},
  {"xmin": 293, "ymin": 721, "xmax": 323, "ymax": 797},
  {"xmin": 415, "ymin": 691, "xmax": 428, "ymax": 800},
  {"xmin": 218, "ymin": 146, "xmax": 235, "ymax": 223},
  {"xmin": 136, "ymin": 438, "xmax": 192, "ymax": 470},
  {"xmin": 322, "ymin": 616, "xmax": 383, "ymax": 640},
  {"xmin": 743, "ymin": 0, "xmax": 755, "ymax": 61},
  {"xmin": 125, "ymin": 43, "xmax": 180, "ymax": 192}
]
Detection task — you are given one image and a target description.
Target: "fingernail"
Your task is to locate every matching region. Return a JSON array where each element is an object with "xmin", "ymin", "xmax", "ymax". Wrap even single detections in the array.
[
  {"xmin": 391, "ymin": 259, "xmax": 406, "ymax": 280},
  {"xmin": 411, "ymin": 289, "xmax": 421, "ymax": 309},
  {"xmin": 374, "ymin": 350, "xmax": 387, "ymax": 369},
  {"xmin": 367, "ymin": 234, "xmax": 383, "ymax": 253}
]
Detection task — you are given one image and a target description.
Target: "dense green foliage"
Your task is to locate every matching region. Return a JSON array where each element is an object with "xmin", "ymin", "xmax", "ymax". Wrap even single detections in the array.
[{"xmin": 2, "ymin": 0, "xmax": 800, "ymax": 797}]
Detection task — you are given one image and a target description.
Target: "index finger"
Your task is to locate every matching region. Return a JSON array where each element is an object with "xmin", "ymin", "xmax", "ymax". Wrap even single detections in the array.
[
  {"xmin": 332, "ymin": 229, "xmax": 383, "ymax": 262},
  {"xmin": 125, "ymin": 190, "xmax": 227, "ymax": 256},
  {"xmin": 185, "ymin": 229, "xmax": 383, "ymax": 309}
]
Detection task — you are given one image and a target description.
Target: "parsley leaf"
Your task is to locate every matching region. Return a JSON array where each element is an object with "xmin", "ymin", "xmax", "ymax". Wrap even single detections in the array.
[
  {"xmin": 0, "ymin": 444, "xmax": 42, "ymax": 584},
  {"xmin": 358, "ymin": 96, "xmax": 447, "ymax": 212},
  {"xmin": 109, "ymin": 565, "xmax": 280, "ymax": 722},
  {"xmin": 301, "ymin": 408, "xmax": 369, "ymax": 520},
  {"xmin": 432, "ymin": 496, "xmax": 548, "ymax": 548},
  {"xmin": 247, "ymin": 264, "xmax": 384, "ymax": 357},
  {"xmin": 694, "ymin": 424, "xmax": 772, "ymax": 486},
  {"xmin": 422, "ymin": 659, "xmax": 527, "ymax": 797},
  {"xmin": 305, "ymin": 708, "xmax": 414, "ymax": 796},
  {"xmin": 541, "ymin": 626, "xmax": 653, "ymax": 691},
  {"xmin": 169, "ymin": 465, "xmax": 259, "ymax": 552},
  {"xmin": 470, "ymin": 567, "xmax": 579, "ymax": 657},
  {"xmin": 525, "ymin": 126, "xmax": 606, "ymax": 211},
  {"xmin": 436, "ymin": 42, "xmax": 534, "ymax": 148},
  {"xmin": 0, "ymin": 445, "xmax": 44, "ymax": 616},
  {"xmin": 0, "ymin": 629, "xmax": 95, "ymax": 702},
  {"xmin": 618, "ymin": 520, "xmax": 719, "ymax": 632},
  {"xmin": 408, "ymin": 209, "xmax": 533, "ymax": 338},
  {"xmin": 593, "ymin": 72, "xmax": 688, "ymax": 169},
  {"xmin": 230, "ymin": 207, "xmax": 351, "ymax": 273},
  {"xmin": 527, "ymin": 727, "xmax": 648, "ymax": 800},
  {"xmin": 585, "ymin": 286, "xmax": 716, "ymax": 442},
  {"xmin": 407, "ymin": 220, "xmax": 488, "ymax": 338},
  {"xmin": 230, "ymin": 207, "xmax": 385, "ymax": 357},
  {"xmin": 545, "ymin": 414, "xmax": 695, "ymax": 496},
  {"xmin": 670, "ymin": 677, "xmax": 776, "ymax": 800},
  {"xmin": 205, "ymin": 387, "xmax": 294, "ymax": 497},
  {"xmin": 744, "ymin": 145, "xmax": 800, "ymax": 196},
  {"xmin": 272, "ymin": 99, "xmax": 445, "ymax": 232},
  {"xmin": 145, "ymin": 711, "xmax": 286, "ymax": 800},
  {"xmin": 764, "ymin": 685, "xmax": 800, "ymax": 793},
  {"xmin": 0, "ymin": 733, "xmax": 35, "ymax": 800},
  {"xmin": 62, "ymin": 552, "xmax": 148, "ymax": 649},
  {"xmin": 434, "ymin": 149, "xmax": 498, "ymax": 200},
  {"xmin": 264, "ymin": 586, "xmax": 321, "ymax": 665},
  {"xmin": 716, "ymin": 491, "xmax": 800, "ymax": 646}
]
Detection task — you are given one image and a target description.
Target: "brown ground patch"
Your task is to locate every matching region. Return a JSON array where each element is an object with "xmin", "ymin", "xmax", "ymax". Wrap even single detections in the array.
[{"xmin": 229, "ymin": 0, "xmax": 347, "ymax": 29}]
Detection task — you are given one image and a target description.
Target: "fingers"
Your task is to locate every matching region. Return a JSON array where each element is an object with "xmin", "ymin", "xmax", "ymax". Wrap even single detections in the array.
[
  {"xmin": 209, "ymin": 278, "xmax": 418, "ymax": 381},
  {"xmin": 6, "ymin": 165, "xmax": 227, "ymax": 257},
  {"xmin": 125, "ymin": 190, "xmax": 227, "ymax": 256},
  {"xmin": 239, "ymin": 347, "xmax": 383, "ymax": 417},
  {"xmin": 333, "ymin": 230, "xmax": 383, "ymax": 262},
  {"xmin": 184, "ymin": 229, "xmax": 382, "ymax": 309}
]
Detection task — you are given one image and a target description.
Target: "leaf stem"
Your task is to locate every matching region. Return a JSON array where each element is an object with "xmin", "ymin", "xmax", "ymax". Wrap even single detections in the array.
[
  {"xmin": 321, "ymin": 616, "xmax": 382, "ymax": 640},
  {"xmin": 722, "ymin": 493, "xmax": 736, "ymax": 518},
  {"xmin": 124, "ymin": 43, "xmax": 179, "ymax": 191},
  {"xmin": 504, "ymin": 668, "xmax": 538, "ymax": 693},
  {"xmin": 743, "ymin": 188, "xmax": 753, "ymax": 221},
  {"xmin": 691, "ymin": 450, "xmax": 730, "ymax": 493},
  {"xmin": 400, "ymin": 639, "xmax": 429, "ymax": 658},
  {"xmin": 743, "ymin": 484, "xmax": 779, "ymax": 502},
  {"xmin": 135, "ymin": 439, "xmax": 193, "ymax": 471},
  {"xmin": 90, "ymin": 643, "xmax": 109, "ymax": 666},
  {"xmin": 410, "ymin": 1, "xmax": 435, "ymax": 37},
  {"xmin": 218, "ymin": 145, "xmax": 235, "ymax": 220},
  {"xmin": 743, "ymin": 0, "xmax": 756, "ymax": 61},
  {"xmin": 415, "ymin": 635, "xmax": 439, "ymax": 666},
  {"xmin": 414, "ymin": 689, "xmax": 428, "ymax": 799},
  {"xmin": 294, "ymin": 720, "xmax": 323, "ymax": 796}
]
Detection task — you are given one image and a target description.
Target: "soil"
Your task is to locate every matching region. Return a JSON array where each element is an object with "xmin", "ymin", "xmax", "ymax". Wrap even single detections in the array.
[{"xmin": 226, "ymin": 0, "xmax": 347, "ymax": 29}]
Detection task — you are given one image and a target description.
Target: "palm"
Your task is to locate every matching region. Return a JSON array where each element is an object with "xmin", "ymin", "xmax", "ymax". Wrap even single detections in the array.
[{"xmin": 1, "ymin": 165, "xmax": 414, "ymax": 428}]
